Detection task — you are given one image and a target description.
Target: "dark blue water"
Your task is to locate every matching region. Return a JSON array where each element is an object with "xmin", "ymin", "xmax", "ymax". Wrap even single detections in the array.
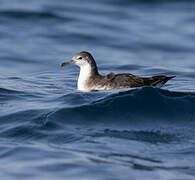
[{"xmin": 1, "ymin": 0, "xmax": 195, "ymax": 179}]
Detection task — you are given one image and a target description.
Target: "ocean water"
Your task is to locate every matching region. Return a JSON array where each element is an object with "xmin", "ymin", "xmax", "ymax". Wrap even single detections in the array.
[{"xmin": 0, "ymin": 0, "xmax": 195, "ymax": 179}]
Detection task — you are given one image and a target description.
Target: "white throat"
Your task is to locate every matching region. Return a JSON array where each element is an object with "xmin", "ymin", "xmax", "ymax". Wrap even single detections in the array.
[{"xmin": 77, "ymin": 64, "xmax": 92, "ymax": 91}]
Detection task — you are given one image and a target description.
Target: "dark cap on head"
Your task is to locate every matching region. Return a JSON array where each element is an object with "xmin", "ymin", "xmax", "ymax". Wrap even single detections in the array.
[{"xmin": 61, "ymin": 51, "xmax": 99, "ymax": 75}]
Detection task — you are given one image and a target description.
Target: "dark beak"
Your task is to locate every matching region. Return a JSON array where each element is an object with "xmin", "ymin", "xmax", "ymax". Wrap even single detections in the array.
[{"xmin": 60, "ymin": 60, "xmax": 74, "ymax": 67}]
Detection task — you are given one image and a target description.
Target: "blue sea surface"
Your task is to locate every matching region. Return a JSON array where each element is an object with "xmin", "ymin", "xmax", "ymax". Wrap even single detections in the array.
[{"xmin": 0, "ymin": 0, "xmax": 195, "ymax": 179}]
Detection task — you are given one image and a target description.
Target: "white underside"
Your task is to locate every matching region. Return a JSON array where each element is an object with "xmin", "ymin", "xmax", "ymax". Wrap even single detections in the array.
[
  {"xmin": 78, "ymin": 83, "xmax": 164, "ymax": 92},
  {"xmin": 78, "ymin": 86, "xmax": 109, "ymax": 92},
  {"xmin": 77, "ymin": 64, "xmax": 92, "ymax": 91},
  {"xmin": 77, "ymin": 64, "xmax": 110, "ymax": 91},
  {"xmin": 78, "ymin": 80, "xmax": 165, "ymax": 92},
  {"xmin": 154, "ymin": 82, "xmax": 164, "ymax": 88}
]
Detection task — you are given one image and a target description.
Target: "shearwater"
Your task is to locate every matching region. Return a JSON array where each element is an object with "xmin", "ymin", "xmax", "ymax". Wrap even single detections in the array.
[{"xmin": 61, "ymin": 51, "xmax": 175, "ymax": 92}]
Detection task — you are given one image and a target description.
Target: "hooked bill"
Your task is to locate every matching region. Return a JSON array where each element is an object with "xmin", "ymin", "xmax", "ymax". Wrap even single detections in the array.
[{"xmin": 60, "ymin": 60, "xmax": 73, "ymax": 67}]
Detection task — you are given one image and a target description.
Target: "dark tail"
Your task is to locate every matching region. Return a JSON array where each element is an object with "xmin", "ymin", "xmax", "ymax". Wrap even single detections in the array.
[
  {"xmin": 150, "ymin": 75, "xmax": 176, "ymax": 87},
  {"xmin": 165, "ymin": 76, "xmax": 176, "ymax": 80}
]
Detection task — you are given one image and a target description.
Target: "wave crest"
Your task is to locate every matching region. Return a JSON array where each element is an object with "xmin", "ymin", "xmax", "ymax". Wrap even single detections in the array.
[{"xmin": 48, "ymin": 87, "xmax": 195, "ymax": 128}]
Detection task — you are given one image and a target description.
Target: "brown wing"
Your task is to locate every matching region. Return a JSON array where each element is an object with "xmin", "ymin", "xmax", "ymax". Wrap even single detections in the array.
[
  {"xmin": 106, "ymin": 72, "xmax": 115, "ymax": 79},
  {"xmin": 105, "ymin": 73, "xmax": 175, "ymax": 88},
  {"xmin": 143, "ymin": 75, "xmax": 176, "ymax": 87},
  {"xmin": 106, "ymin": 73, "xmax": 145, "ymax": 88}
]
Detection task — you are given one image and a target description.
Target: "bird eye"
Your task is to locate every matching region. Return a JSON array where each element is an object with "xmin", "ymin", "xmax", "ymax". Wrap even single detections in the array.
[{"xmin": 78, "ymin": 57, "xmax": 82, "ymax": 60}]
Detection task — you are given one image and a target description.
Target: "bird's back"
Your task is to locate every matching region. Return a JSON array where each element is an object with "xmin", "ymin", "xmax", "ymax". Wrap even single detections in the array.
[{"xmin": 99, "ymin": 73, "xmax": 175, "ymax": 89}]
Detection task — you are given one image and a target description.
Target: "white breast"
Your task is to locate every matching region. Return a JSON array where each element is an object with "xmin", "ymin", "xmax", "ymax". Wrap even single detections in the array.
[{"xmin": 77, "ymin": 64, "xmax": 92, "ymax": 91}]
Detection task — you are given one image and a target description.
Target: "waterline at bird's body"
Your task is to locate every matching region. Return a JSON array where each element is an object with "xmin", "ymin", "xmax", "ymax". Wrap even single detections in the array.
[{"xmin": 61, "ymin": 51, "xmax": 175, "ymax": 92}]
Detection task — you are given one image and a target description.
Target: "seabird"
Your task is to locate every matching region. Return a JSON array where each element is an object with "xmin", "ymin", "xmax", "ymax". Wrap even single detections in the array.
[{"xmin": 61, "ymin": 51, "xmax": 175, "ymax": 92}]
